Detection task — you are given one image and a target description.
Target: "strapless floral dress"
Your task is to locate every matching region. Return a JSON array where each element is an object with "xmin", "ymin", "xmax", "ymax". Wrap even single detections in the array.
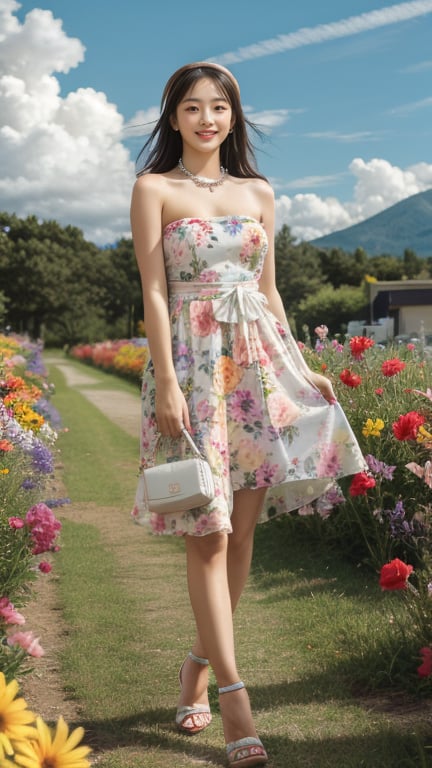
[{"xmin": 132, "ymin": 216, "xmax": 365, "ymax": 536}]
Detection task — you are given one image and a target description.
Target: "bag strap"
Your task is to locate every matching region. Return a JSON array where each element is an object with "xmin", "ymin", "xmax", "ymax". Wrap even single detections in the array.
[
  {"xmin": 152, "ymin": 427, "xmax": 205, "ymax": 463},
  {"xmin": 180, "ymin": 427, "xmax": 205, "ymax": 459}
]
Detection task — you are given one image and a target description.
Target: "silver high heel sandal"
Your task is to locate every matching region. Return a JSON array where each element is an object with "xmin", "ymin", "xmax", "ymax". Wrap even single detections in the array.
[
  {"xmin": 176, "ymin": 651, "xmax": 212, "ymax": 734},
  {"xmin": 219, "ymin": 681, "xmax": 268, "ymax": 767}
]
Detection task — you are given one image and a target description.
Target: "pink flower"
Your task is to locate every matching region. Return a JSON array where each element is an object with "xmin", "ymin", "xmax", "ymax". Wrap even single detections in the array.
[
  {"xmin": 0, "ymin": 597, "xmax": 25, "ymax": 625},
  {"xmin": 25, "ymin": 503, "xmax": 61, "ymax": 554},
  {"xmin": 189, "ymin": 301, "xmax": 219, "ymax": 337},
  {"xmin": 267, "ymin": 391, "xmax": 300, "ymax": 428},
  {"xmin": 256, "ymin": 461, "xmax": 279, "ymax": 486},
  {"xmin": 317, "ymin": 443, "xmax": 342, "ymax": 477},
  {"xmin": 38, "ymin": 561, "xmax": 52, "ymax": 574},
  {"xmin": 406, "ymin": 343, "xmax": 416, "ymax": 351},
  {"xmin": 8, "ymin": 516, "xmax": 25, "ymax": 529},
  {"xmin": 297, "ymin": 341, "xmax": 305, "ymax": 351},
  {"xmin": 375, "ymin": 388, "xmax": 384, "ymax": 396},
  {"xmin": 7, "ymin": 630, "xmax": 44, "ymax": 657},
  {"xmin": 314, "ymin": 324, "xmax": 329, "ymax": 340}
]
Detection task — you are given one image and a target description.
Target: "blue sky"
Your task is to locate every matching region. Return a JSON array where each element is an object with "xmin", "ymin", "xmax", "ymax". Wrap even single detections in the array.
[{"xmin": 2, "ymin": 0, "xmax": 432, "ymax": 243}]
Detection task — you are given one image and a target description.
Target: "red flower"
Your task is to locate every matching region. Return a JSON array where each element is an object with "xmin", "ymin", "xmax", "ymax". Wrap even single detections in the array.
[
  {"xmin": 8, "ymin": 516, "xmax": 25, "ymax": 529},
  {"xmin": 379, "ymin": 558, "xmax": 414, "ymax": 590},
  {"xmin": 349, "ymin": 336, "xmax": 375, "ymax": 359},
  {"xmin": 340, "ymin": 369, "xmax": 362, "ymax": 388},
  {"xmin": 349, "ymin": 472, "xmax": 376, "ymax": 496},
  {"xmin": 375, "ymin": 388, "xmax": 384, "ymax": 396},
  {"xmin": 381, "ymin": 358, "xmax": 406, "ymax": 377},
  {"xmin": 392, "ymin": 411, "xmax": 425, "ymax": 441},
  {"xmin": 417, "ymin": 647, "xmax": 432, "ymax": 678},
  {"xmin": 38, "ymin": 561, "xmax": 52, "ymax": 574}
]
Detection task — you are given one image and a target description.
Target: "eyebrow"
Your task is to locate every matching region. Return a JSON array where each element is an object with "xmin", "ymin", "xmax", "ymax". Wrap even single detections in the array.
[{"xmin": 181, "ymin": 96, "xmax": 229, "ymax": 104}]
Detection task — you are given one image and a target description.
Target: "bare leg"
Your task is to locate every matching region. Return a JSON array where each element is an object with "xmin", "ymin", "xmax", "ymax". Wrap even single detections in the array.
[
  {"xmin": 182, "ymin": 489, "xmax": 268, "ymax": 746},
  {"xmin": 177, "ymin": 489, "xmax": 266, "ymax": 710},
  {"xmin": 227, "ymin": 488, "xmax": 267, "ymax": 611}
]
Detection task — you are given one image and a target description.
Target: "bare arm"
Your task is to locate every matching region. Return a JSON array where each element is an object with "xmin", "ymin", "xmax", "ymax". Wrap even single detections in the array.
[
  {"xmin": 258, "ymin": 183, "xmax": 336, "ymax": 404},
  {"xmin": 130, "ymin": 175, "xmax": 191, "ymax": 435}
]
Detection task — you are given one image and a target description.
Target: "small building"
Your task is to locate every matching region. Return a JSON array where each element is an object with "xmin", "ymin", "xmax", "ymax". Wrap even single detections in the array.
[{"xmin": 369, "ymin": 280, "xmax": 432, "ymax": 340}]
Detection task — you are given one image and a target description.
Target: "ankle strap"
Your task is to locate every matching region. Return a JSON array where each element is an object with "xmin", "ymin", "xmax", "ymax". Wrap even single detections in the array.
[
  {"xmin": 189, "ymin": 651, "xmax": 209, "ymax": 666},
  {"xmin": 218, "ymin": 681, "xmax": 244, "ymax": 694}
]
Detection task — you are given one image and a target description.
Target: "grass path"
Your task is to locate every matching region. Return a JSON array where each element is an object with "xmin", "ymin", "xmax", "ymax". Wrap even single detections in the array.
[{"xmin": 32, "ymin": 352, "xmax": 432, "ymax": 768}]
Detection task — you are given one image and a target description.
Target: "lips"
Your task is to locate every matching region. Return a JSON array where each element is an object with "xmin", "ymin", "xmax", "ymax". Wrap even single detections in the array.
[{"xmin": 196, "ymin": 131, "xmax": 217, "ymax": 138}]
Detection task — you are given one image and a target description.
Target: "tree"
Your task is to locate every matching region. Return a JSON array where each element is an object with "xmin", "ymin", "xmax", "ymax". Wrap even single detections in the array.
[
  {"xmin": 317, "ymin": 246, "xmax": 368, "ymax": 288},
  {"xmin": 403, "ymin": 249, "xmax": 423, "ymax": 279},
  {"xmin": 275, "ymin": 225, "xmax": 324, "ymax": 312},
  {"xmin": 295, "ymin": 284, "xmax": 367, "ymax": 338},
  {"xmin": 102, "ymin": 238, "xmax": 143, "ymax": 338}
]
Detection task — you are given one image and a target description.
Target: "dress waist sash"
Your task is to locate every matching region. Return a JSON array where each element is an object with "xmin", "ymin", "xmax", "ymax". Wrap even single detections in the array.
[{"xmin": 168, "ymin": 280, "xmax": 267, "ymax": 323}]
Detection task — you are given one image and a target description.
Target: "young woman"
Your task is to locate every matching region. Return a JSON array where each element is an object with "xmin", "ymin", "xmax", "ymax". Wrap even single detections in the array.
[{"xmin": 131, "ymin": 61, "xmax": 365, "ymax": 767}]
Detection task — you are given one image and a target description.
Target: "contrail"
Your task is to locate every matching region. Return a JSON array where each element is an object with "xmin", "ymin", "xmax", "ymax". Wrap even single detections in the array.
[{"xmin": 210, "ymin": 0, "xmax": 432, "ymax": 65}]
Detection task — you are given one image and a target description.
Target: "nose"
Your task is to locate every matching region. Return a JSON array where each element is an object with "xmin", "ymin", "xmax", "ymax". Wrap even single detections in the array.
[{"xmin": 200, "ymin": 110, "xmax": 213, "ymax": 125}]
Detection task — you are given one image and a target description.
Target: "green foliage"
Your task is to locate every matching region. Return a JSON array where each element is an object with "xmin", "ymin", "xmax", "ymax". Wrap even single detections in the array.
[
  {"xmin": 295, "ymin": 284, "xmax": 366, "ymax": 337},
  {"xmin": 0, "ymin": 212, "xmax": 143, "ymax": 346},
  {"xmin": 275, "ymin": 225, "xmax": 324, "ymax": 310}
]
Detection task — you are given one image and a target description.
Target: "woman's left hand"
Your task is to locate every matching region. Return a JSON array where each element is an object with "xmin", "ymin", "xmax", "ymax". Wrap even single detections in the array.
[{"xmin": 308, "ymin": 371, "xmax": 337, "ymax": 404}]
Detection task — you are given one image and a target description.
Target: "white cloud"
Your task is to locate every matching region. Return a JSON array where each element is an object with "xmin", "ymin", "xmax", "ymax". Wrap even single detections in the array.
[
  {"xmin": 123, "ymin": 107, "xmax": 160, "ymax": 138},
  {"xmin": 276, "ymin": 157, "xmax": 432, "ymax": 241},
  {"xmin": 211, "ymin": 0, "xmax": 432, "ymax": 65},
  {"xmin": 306, "ymin": 130, "xmax": 378, "ymax": 142},
  {"xmin": 0, "ymin": 2, "xmax": 135, "ymax": 244},
  {"xmin": 401, "ymin": 59, "xmax": 432, "ymax": 72},
  {"xmin": 389, "ymin": 96, "xmax": 432, "ymax": 114},
  {"xmin": 1, "ymin": 5, "xmax": 432, "ymax": 249}
]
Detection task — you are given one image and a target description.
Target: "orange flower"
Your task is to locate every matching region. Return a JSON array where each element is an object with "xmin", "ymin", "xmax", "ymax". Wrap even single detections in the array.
[{"xmin": 213, "ymin": 356, "xmax": 243, "ymax": 395}]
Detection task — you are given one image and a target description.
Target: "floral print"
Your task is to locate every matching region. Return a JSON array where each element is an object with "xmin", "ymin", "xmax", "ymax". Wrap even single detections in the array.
[{"xmin": 132, "ymin": 216, "xmax": 365, "ymax": 536}]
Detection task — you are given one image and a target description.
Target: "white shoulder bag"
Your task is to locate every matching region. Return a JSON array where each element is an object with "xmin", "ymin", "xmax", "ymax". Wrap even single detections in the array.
[{"xmin": 143, "ymin": 428, "xmax": 215, "ymax": 515}]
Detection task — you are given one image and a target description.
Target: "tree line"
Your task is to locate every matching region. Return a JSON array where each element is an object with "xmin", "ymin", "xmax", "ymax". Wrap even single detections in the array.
[{"xmin": 0, "ymin": 212, "xmax": 431, "ymax": 345}]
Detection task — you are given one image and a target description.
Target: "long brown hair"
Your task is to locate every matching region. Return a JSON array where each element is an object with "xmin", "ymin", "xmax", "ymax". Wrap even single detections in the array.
[{"xmin": 136, "ymin": 62, "xmax": 267, "ymax": 180}]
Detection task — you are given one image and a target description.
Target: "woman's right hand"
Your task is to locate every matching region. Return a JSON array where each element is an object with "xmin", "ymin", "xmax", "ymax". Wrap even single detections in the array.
[{"xmin": 154, "ymin": 378, "xmax": 191, "ymax": 437}]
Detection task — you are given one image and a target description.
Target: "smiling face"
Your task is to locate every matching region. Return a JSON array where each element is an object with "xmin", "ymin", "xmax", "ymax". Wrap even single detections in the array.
[{"xmin": 171, "ymin": 77, "xmax": 234, "ymax": 154}]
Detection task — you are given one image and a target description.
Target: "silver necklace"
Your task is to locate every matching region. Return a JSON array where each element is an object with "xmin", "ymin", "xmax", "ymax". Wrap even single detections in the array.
[{"xmin": 178, "ymin": 158, "xmax": 226, "ymax": 193}]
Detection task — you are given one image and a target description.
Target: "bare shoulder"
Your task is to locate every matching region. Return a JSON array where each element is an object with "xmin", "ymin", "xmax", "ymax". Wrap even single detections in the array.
[
  {"xmin": 132, "ymin": 171, "xmax": 168, "ymax": 199},
  {"xmin": 252, "ymin": 177, "xmax": 274, "ymax": 204}
]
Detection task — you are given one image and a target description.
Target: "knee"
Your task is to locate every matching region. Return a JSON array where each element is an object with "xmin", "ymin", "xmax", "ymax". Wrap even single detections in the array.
[{"xmin": 186, "ymin": 532, "xmax": 227, "ymax": 564}]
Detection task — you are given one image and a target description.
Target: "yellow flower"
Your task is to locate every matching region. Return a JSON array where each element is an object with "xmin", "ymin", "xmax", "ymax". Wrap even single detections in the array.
[
  {"xmin": 0, "ymin": 468, "xmax": 10, "ymax": 474},
  {"xmin": 13, "ymin": 715, "xmax": 91, "ymax": 768},
  {"xmin": 362, "ymin": 418, "xmax": 385, "ymax": 438},
  {"xmin": 417, "ymin": 424, "xmax": 432, "ymax": 444},
  {"xmin": 0, "ymin": 672, "xmax": 36, "ymax": 760}
]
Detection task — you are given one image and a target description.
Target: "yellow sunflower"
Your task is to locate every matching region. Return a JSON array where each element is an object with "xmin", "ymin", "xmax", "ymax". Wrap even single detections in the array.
[
  {"xmin": 0, "ymin": 672, "xmax": 36, "ymax": 760},
  {"xmin": 13, "ymin": 715, "xmax": 92, "ymax": 768}
]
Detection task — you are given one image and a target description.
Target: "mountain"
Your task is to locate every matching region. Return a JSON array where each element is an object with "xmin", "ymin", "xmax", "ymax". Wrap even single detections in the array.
[{"xmin": 310, "ymin": 188, "xmax": 432, "ymax": 257}]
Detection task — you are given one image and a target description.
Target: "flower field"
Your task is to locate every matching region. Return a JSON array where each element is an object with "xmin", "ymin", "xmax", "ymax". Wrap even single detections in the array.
[
  {"xmin": 70, "ymin": 338, "xmax": 149, "ymax": 384},
  {"xmin": 70, "ymin": 329, "xmax": 432, "ymax": 693},
  {"xmin": 299, "ymin": 328, "xmax": 432, "ymax": 693},
  {"xmin": 0, "ymin": 334, "xmax": 91, "ymax": 765}
]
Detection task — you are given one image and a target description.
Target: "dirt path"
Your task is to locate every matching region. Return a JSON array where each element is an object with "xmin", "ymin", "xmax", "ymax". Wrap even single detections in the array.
[{"xmin": 21, "ymin": 358, "xmax": 141, "ymax": 730}]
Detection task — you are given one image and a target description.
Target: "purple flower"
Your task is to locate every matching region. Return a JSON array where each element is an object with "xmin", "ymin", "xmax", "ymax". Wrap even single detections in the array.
[
  {"xmin": 255, "ymin": 461, "xmax": 278, "ymax": 485},
  {"xmin": 43, "ymin": 497, "xmax": 71, "ymax": 508},
  {"xmin": 365, "ymin": 454, "xmax": 396, "ymax": 480},
  {"xmin": 229, "ymin": 390, "xmax": 262, "ymax": 423},
  {"xmin": 31, "ymin": 440, "xmax": 54, "ymax": 474}
]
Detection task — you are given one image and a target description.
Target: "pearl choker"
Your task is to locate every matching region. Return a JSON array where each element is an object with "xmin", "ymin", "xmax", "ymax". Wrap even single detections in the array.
[{"xmin": 178, "ymin": 158, "xmax": 226, "ymax": 192}]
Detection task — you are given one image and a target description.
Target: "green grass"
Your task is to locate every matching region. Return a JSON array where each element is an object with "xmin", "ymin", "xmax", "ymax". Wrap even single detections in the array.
[{"xmin": 44, "ymin": 356, "xmax": 432, "ymax": 767}]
